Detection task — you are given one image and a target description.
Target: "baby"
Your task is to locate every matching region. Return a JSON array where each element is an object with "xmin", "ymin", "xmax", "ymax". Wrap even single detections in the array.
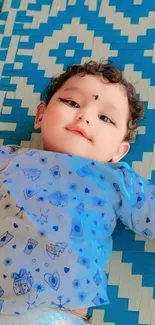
[{"xmin": 0, "ymin": 60, "xmax": 155, "ymax": 325}]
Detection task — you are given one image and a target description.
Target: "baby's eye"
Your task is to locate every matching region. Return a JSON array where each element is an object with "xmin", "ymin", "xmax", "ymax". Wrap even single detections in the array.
[
  {"xmin": 99, "ymin": 115, "xmax": 113, "ymax": 124},
  {"xmin": 59, "ymin": 97, "xmax": 80, "ymax": 108},
  {"xmin": 67, "ymin": 99, "xmax": 80, "ymax": 108}
]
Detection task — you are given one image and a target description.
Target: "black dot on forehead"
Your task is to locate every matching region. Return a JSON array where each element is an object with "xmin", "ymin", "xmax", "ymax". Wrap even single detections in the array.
[{"xmin": 93, "ymin": 95, "xmax": 98, "ymax": 100}]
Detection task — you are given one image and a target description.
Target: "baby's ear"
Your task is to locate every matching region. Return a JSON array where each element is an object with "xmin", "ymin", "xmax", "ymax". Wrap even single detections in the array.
[
  {"xmin": 111, "ymin": 141, "xmax": 130, "ymax": 162},
  {"xmin": 34, "ymin": 102, "xmax": 46, "ymax": 129}
]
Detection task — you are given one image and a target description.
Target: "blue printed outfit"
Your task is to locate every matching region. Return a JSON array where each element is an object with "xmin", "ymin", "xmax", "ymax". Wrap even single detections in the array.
[{"xmin": 0, "ymin": 145, "xmax": 155, "ymax": 316}]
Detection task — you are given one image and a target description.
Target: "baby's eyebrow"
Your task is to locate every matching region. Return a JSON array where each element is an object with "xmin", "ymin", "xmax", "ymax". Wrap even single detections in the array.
[
  {"xmin": 63, "ymin": 87, "xmax": 82, "ymax": 93},
  {"xmin": 63, "ymin": 87, "xmax": 99, "ymax": 99}
]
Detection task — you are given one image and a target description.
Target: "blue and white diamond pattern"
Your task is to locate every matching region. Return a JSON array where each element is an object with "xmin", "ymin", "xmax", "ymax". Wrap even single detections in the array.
[{"xmin": 0, "ymin": 1, "xmax": 155, "ymax": 324}]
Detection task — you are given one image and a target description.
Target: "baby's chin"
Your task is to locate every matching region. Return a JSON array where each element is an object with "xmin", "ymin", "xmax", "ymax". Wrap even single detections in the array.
[
  {"xmin": 43, "ymin": 143, "xmax": 91, "ymax": 159},
  {"xmin": 43, "ymin": 144, "xmax": 107, "ymax": 163},
  {"xmin": 42, "ymin": 140, "xmax": 110, "ymax": 163},
  {"xmin": 44, "ymin": 145, "xmax": 82, "ymax": 156}
]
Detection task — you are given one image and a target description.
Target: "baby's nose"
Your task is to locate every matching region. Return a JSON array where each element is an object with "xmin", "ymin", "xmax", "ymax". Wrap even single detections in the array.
[
  {"xmin": 75, "ymin": 110, "xmax": 90, "ymax": 124},
  {"xmin": 78, "ymin": 116, "xmax": 89, "ymax": 124}
]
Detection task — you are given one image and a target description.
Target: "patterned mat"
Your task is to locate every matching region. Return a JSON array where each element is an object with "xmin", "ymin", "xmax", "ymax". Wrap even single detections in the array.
[{"xmin": 0, "ymin": 0, "xmax": 155, "ymax": 324}]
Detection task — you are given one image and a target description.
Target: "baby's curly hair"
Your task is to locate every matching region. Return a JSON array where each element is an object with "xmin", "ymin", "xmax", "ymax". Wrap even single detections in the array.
[{"xmin": 42, "ymin": 60, "xmax": 145, "ymax": 142}]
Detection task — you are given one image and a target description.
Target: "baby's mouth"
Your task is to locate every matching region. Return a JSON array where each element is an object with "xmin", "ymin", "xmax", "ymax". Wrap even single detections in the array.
[{"xmin": 66, "ymin": 125, "xmax": 92, "ymax": 141}]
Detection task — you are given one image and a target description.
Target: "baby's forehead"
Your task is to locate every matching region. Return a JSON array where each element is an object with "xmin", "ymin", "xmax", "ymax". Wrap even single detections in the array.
[
  {"xmin": 60, "ymin": 74, "xmax": 128, "ymax": 101},
  {"xmin": 61, "ymin": 73, "xmax": 107, "ymax": 88},
  {"xmin": 62, "ymin": 73, "xmax": 124, "ymax": 90}
]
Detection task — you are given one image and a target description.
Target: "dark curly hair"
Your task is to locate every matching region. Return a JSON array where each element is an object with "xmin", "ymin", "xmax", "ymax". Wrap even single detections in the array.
[{"xmin": 41, "ymin": 60, "xmax": 145, "ymax": 142}]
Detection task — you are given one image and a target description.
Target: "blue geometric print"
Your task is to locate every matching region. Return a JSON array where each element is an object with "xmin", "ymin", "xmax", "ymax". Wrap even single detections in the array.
[
  {"xmin": 110, "ymin": 0, "xmax": 155, "ymax": 24},
  {"xmin": 0, "ymin": 0, "xmax": 155, "ymax": 324}
]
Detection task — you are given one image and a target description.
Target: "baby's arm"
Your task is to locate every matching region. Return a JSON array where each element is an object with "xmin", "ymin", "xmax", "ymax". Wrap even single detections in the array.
[{"xmin": 112, "ymin": 163, "xmax": 155, "ymax": 239}]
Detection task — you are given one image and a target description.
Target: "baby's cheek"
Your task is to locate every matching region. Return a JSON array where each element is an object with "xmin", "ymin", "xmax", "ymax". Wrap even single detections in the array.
[
  {"xmin": 46, "ymin": 105, "xmax": 67, "ymax": 124},
  {"xmin": 96, "ymin": 130, "xmax": 117, "ymax": 152}
]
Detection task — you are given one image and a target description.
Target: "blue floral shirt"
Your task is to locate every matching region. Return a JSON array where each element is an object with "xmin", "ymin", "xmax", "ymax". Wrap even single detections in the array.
[{"xmin": 0, "ymin": 146, "xmax": 155, "ymax": 315}]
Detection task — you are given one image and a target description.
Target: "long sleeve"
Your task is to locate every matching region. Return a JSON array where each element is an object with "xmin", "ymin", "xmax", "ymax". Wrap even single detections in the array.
[{"xmin": 111, "ymin": 162, "xmax": 155, "ymax": 240}]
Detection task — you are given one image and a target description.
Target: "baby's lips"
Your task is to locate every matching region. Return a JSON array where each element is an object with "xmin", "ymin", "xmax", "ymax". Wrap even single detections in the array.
[{"xmin": 66, "ymin": 125, "xmax": 92, "ymax": 141}]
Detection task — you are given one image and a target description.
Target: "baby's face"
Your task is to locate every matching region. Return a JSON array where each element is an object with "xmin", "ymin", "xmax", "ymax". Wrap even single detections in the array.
[{"xmin": 36, "ymin": 74, "xmax": 130, "ymax": 163}]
